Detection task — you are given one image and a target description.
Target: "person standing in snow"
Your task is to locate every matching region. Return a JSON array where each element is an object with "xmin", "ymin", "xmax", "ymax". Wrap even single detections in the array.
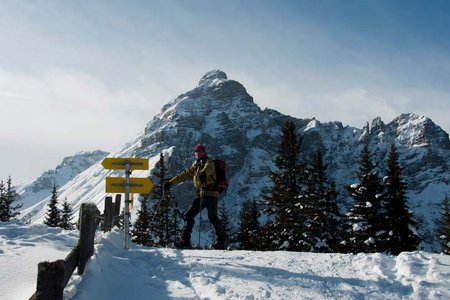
[{"xmin": 164, "ymin": 144, "xmax": 226, "ymax": 249}]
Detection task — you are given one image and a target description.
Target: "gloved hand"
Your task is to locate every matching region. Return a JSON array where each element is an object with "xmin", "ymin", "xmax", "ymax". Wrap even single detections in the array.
[
  {"xmin": 199, "ymin": 172, "xmax": 206, "ymax": 183},
  {"xmin": 164, "ymin": 182, "xmax": 171, "ymax": 192}
]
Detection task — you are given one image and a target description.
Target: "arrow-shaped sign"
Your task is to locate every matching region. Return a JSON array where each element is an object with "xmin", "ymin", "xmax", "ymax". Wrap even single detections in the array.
[
  {"xmin": 102, "ymin": 158, "xmax": 149, "ymax": 170},
  {"xmin": 102, "ymin": 157, "xmax": 151, "ymax": 250},
  {"xmin": 105, "ymin": 177, "xmax": 153, "ymax": 194}
]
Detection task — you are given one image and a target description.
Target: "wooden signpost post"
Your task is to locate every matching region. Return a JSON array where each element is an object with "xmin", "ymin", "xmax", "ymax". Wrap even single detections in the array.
[{"xmin": 101, "ymin": 157, "xmax": 153, "ymax": 249}]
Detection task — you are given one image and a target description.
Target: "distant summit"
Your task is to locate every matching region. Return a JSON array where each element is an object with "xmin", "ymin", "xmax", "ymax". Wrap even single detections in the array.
[
  {"xmin": 17, "ymin": 150, "xmax": 108, "ymax": 212},
  {"xmin": 198, "ymin": 69, "xmax": 228, "ymax": 86}
]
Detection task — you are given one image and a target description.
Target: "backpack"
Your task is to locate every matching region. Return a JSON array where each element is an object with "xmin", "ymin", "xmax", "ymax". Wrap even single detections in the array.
[{"xmin": 214, "ymin": 159, "xmax": 228, "ymax": 193}]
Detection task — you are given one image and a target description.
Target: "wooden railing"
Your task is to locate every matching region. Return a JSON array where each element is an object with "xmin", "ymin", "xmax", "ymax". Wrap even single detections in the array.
[{"xmin": 29, "ymin": 202, "xmax": 100, "ymax": 300}]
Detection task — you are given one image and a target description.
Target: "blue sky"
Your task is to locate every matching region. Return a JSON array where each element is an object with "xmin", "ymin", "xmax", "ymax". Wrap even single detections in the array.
[{"xmin": 1, "ymin": 0, "xmax": 450, "ymax": 183}]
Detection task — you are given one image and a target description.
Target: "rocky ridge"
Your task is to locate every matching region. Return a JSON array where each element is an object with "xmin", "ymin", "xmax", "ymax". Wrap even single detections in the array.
[{"xmin": 17, "ymin": 150, "xmax": 108, "ymax": 211}]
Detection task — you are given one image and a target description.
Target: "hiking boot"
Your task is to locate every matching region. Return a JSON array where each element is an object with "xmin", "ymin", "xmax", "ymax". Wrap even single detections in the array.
[{"xmin": 176, "ymin": 238, "xmax": 192, "ymax": 249}]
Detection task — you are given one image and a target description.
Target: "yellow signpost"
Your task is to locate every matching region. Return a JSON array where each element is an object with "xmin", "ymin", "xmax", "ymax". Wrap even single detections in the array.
[
  {"xmin": 105, "ymin": 177, "xmax": 153, "ymax": 194},
  {"xmin": 101, "ymin": 157, "xmax": 153, "ymax": 249},
  {"xmin": 101, "ymin": 157, "xmax": 149, "ymax": 170}
]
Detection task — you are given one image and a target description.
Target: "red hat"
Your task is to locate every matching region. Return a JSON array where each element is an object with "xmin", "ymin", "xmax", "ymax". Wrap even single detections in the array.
[{"xmin": 194, "ymin": 144, "xmax": 206, "ymax": 153}]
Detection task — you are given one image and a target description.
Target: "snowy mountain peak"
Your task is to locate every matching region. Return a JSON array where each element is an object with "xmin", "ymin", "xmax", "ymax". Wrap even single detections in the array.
[
  {"xmin": 198, "ymin": 69, "xmax": 228, "ymax": 87},
  {"xmin": 18, "ymin": 71, "xmax": 450, "ymax": 251},
  {"xmin": 391, "ymin": 113, "xmax": 450, "ymax": 149},
  {"xmin": 371, "ymin": 117, "xmax": 385, "ymax": 130},
  {"xmin": 155, "ymin": 70, "xmax": 249, "ymax": 123},
  {"xmin": 304, "ymin": 118, "xmax": 319, "ymax": 132}
]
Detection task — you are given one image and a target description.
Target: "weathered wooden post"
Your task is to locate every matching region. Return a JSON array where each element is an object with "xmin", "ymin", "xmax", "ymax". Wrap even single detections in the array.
[
  {"xmin": 113, "ymin": 194, "xmax": 122, "ymax": 228},
  {"xmin": 34, "ymin": 260, "xmax": 65, "ymax": 300},
  {"xmin": 114, "ymin": 194, "xmax": 121, "ymax": 217},
  {"xmin": 78, "ymin": 202, "xmax": 98, "ymax": 275},
  {"xmin": 104, "ymin": 196, "xmax": 113, "ymax": 231},
  {"xmin": 31, "ymin": 203, "xmax": 100, "ymax": 300}
]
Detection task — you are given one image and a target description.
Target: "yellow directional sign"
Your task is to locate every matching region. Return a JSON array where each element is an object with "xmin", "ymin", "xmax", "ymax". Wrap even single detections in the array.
[
  {"xmin": 105, "ymin": 177, "xmax": 153, "ymax": 194},
  {"xmin": 102, "ymin": 157, "xmax": 151, "ymax": 249},
  {"xmin": 102, "ymin": 157, "xmax": 149, "ymax": 170}
]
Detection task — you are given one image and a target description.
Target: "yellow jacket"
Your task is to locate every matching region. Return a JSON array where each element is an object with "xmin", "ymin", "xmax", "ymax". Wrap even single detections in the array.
[{"xmin": 169, "ymin": 157, "xmax": 218, "ymax": 198}]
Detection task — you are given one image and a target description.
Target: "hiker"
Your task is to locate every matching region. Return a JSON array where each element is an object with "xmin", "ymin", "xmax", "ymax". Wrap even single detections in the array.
[{"xmin": 164, "ymin": 144, "xmax": 226, "ymax": 249}]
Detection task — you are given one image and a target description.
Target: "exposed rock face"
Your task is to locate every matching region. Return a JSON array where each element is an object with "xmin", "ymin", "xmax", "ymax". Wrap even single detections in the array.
[
  {"xmin": 137, "ymin": 70, "xmax": 288, "ymax": 209},
  {"xmin": 198, "ymin": 69, "xmax": 228, "ymax": 86}
]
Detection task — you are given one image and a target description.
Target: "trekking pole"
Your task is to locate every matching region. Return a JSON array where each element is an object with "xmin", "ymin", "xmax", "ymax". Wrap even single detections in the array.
[
  {"xmin": 198, "ymin": 176, "xmax": 207, "ymax": 248},
  {"xmin": 198, "ymin": 187, "xmax": 204, "ymax": 247}
]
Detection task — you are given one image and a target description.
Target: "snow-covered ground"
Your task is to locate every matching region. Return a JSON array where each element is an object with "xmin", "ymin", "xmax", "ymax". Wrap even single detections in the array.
[
  {"xmin": 1, "ymin": 222, "xmax": 450, "ymax": 300},
  {"xmin": 0, "ymin": 221, "xmax": 78, "ymax": 299}
]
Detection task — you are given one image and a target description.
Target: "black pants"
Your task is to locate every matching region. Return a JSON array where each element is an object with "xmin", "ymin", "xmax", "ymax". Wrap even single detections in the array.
[{"xmin": 182, "ymin": 196, "xmax": 225, "ymax": 241}]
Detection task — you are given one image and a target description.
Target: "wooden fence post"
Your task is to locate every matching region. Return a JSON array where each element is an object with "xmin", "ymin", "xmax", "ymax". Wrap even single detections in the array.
[
  {"xmin": 114, "ymin": 194, "xmax": 121, "ymax": 216},
  {"xmin": 114, "ymin": 194, "xmax": 122, "ymax": 227},
  {"xmin": 77, "ymin": 202, "xmax": 98, "ymax": 275},
  {"xmin": 104, "ymin": 196, "xmax": 113, "ymax": 231},
  {"xmin": 31, "ymin": 202, "xmax": 99, "ymax": 300},
  {"xmin": 35, "ymin": 260, "xmax": 65, "ymax": 300}
]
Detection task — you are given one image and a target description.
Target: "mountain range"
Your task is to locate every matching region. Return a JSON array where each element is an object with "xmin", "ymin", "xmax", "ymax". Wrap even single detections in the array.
[{"xmin": 18, "ymin": 70, "xmax": 450, "ymax": 251}]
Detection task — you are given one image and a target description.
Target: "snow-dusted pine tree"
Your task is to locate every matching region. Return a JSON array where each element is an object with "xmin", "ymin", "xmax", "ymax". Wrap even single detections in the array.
[
  {"xmin": 0, "ymin": 180, "xmax": 6, "ymax": 221},
  {"xmin": 44, "ymin": 184, "xmax": 61, "ymax": 227},
  {"xmin": 59, "ymin": 198, "xmax": 75, "ymax": 230},
  {"xmin": 345, "ymin": 142, "xmax": 384, "ymax": 253},
  {"xmin": 167, "ymin": 192, "xmax": 182, "ymax": 246},
  {"xmin": 0, "ymin": 177, "xmax": 22, "ymax": 221},
  {"xmin": 149, "ymin": 152, "xmax": 181, "ymax": 247},
  {"xmin": 439, "ymin": 193, "xmax": 450, "ymax": 255},
  {"xmin": 306, "ymin": 148, "xmax": 343, "ymax": 252},
  {"xmin": 218, "ymin": 198, "xmax": 235, "ymax": 246},
  {"xmin": 265, "ymin": 121, "xmax": 308, "ymax": 251},
  {"xmin": 131, "ymin": 195, "xmax": 153, "ymax": 246},
  {"xmin": 238, "ymin": 199, "xmax": 261, "ymax": 250},
  {"xmin": 381, "ymin": 144, "xmax": 420, "ymax": 254}
]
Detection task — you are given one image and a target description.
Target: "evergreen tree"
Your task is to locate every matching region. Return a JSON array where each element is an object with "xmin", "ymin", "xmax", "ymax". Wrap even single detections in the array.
[
  {"xmin": 382, "ymin": 144, "xmax": 420, "ymax": 254},
  {"xmin": 0, "ymin": 180, "xmax": 6, "ymax": 221},
  {"xmin": 439, "ymin": 194, "xmax": 450, "ymax": 254},
  {"xmin": 131, "ymin": 194, "xmax": 153, "ymax": 246},
  {"xmin": 218, "ymin": 199, "xmax": 235, "ymax": 246},
  {"xmin": 306, "ymin": 148, "xmax": 343, "ymax": 252},
  {"xmin": 238, "ymin": 199, "xmax": 261, "ymax": 250},
  {"xmin": 259, "ymin": 221, "xmax": 276, "ymax": 251},
  {"xmin": 59, "ymin": 198, "xmax": 75, "ymax": 230},
  {"xmin": 167, "ymin": 193, "xmax": 182, "ymax": 246},
  {"xmin": 0, "ymin": 177, "xmax": 22, "ymax": 221},
  {"xmin": 148, "ymin": 152, "xmax": 180, "ymax": 247},
  {"xmin": 265, "ymin": 121, "xmax": 308, "ymax": 251},
  {"xmin": 345, "ymin": 143, "xmax": 384, "ymax": 253},
  {"xmin": 44, "ymin": 183, "xmax": 61, "ymax": 227}
]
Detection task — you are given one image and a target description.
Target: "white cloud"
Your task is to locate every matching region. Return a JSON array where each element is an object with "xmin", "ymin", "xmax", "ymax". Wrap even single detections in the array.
[
  {"xmin": 0, "ymin": 68, "xmax": 173, "ymax": 183},
  {"xmin": 244, "ymin": 75, "xmax": 450, "ymax": 134}
]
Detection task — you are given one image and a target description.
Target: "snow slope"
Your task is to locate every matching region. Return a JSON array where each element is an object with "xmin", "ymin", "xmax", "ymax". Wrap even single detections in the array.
[
  {"xmin": 0, "ymin": 221, "xmax": 78, "ymax": 300},
  {"xmin": 1, "ymin": 221, "xmax": 449, "ymax": 300}
]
